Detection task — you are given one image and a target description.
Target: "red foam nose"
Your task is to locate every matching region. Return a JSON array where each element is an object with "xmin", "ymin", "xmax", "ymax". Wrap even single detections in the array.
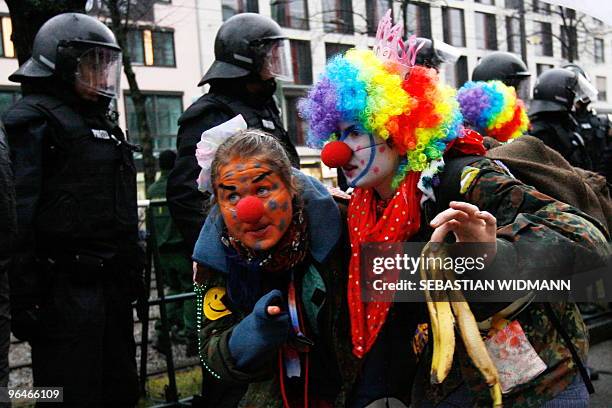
[
  {"xmin": 236, "ymin": 196, "xmax": 265, "ymax": 224},
  {"xmin": 321, "ymin": 141, "xmax": 353, "ymax": 168}
]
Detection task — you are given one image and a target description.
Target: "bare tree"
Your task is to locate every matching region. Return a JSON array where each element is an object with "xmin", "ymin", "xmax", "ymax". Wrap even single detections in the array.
[
  {"xmin": 100, "ymin": 0, "xmax": 156, "ymax": 189},
  {"xmin": 5, "ymin": 0, "xmax": 87, "ymax": 94},
  {"xmin": 515, "ymin": 2, "xmax": 612, "ymax": 64}
]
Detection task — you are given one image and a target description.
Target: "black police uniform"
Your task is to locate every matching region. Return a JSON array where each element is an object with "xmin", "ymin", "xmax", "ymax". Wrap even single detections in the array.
[
  {"xmin": 0, "ymin": 122, "xmax": 15, "ymax": 402},
  {"xmin": 4, "ymin": 93, "xmax": 142, "ymax": 406},
  {"xmin": 167, "ymin": 81, "xmax": 299, "ymax": 252},
  {"xmin": 575, "ymin": 108, "xmax": 611, "ymax": 180},
  {"xmin": 530, "ymin": 111, "xmax": 593, "ymax": 171}
]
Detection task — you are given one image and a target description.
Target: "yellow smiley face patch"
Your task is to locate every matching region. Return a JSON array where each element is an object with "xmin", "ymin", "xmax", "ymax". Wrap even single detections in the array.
[{"xmin": 203, "ymin": 287, "xmax": 232, "ymax": 321}]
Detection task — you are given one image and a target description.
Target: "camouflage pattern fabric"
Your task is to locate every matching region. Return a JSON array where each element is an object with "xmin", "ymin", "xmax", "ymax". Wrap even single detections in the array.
[{"xmin": 417, "ymin": 157, "xmax": 609, "ymax": 408}]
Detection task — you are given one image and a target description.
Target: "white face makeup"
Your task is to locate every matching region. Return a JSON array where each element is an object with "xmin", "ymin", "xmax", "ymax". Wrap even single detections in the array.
[{"xmin": 338, "ymin": 122, "xmax": 399, "ymax": 189}]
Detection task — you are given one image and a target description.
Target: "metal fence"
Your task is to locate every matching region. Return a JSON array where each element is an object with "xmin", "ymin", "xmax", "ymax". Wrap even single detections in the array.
[{"xmin": 138, "ymin": 199, "xmax": 198, "ymax": 407}]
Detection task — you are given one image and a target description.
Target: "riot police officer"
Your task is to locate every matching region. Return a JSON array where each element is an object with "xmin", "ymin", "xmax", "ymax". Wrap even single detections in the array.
[
  {"xmin": 167, "ymin": 13, "xmax": 299, "ymax": 254},
  {"xmin": 472, "ymin": 51, "xmax": 532, "ymax": 102},
  {"xmin": 564, "ymin": 64, "xmax": 611, "ymax": 180},
  {"xmin": 3, "ymin": 13, "xmax": 142, "ymax": 406},
  {"xmin": 529, "ymin": 68, "xmax": 598, "ymax": 170}
]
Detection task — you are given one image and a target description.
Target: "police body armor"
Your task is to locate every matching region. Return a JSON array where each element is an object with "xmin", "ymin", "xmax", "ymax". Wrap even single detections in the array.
[
  {"xmin": 179, "ymin": 92, "xmax": 300, "ymax": 168},
  {"xmin": 530, "ymin": 112, "xmax": 593, "ymax": 171},
  {"xmin": 3, "ymin": 94, "xmax": 138, "ymax": 258},
  {"xmin": 575, "ymin": 110, "xmax": 610, "ymax": 177}
]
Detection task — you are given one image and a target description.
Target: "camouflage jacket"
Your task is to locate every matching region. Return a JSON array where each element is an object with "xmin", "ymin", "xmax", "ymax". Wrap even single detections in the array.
[
  {"xmin": 192, "ymin": 172, "xmax": 360, "ymax": 408},
  {"xmin": 415, "ymin": 157, "xmax": 609, "ymax": 408}
]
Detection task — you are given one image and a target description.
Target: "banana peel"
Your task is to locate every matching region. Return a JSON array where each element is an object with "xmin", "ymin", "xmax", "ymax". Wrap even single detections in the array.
[{"xmin": 420, "ymin": 242, "xmax": 503, "ymax": 407}]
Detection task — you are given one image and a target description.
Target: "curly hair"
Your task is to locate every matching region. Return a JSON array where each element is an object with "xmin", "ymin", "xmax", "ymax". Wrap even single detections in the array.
[{"xmin": 298, "ymin": 49, "xmax": 464, "ymax": 185}]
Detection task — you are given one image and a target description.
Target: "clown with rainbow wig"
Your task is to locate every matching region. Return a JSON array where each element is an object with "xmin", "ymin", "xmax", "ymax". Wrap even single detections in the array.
[
  {"xmin": 300, "ymin": 10, "xmax": 609, "ymax": 408},
  {"xmin": 457, "ymin": 80, "xmax": 529, "ymax": 143}
]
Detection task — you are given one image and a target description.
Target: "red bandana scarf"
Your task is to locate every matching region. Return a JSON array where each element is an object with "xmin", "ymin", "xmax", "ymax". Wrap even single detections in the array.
[{"xmin": 347, "ymin": 172, "xmax": 422, "ymax": 358}]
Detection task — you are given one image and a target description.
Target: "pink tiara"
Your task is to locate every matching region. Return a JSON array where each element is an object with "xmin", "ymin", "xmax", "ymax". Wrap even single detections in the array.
[{"xmin": 373, "ymin": 10, "xmax": 424, "ymax": 78}]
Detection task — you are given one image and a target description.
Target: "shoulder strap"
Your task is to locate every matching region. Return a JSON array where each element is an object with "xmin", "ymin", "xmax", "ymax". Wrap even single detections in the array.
[
  {"xmin": 207, "ymin": 93, "xmax": 263, "ymax": 129},
  {"xmin": 21, "ymin": 94, "xmax": 90, "ymax": 138},
  {"xmin": 429, "ymin": 155, "xmax": 483, "ymax": 220},
  {"xmin": 543, "ymin": 303, "xmax": 595, "ymax": 394}
]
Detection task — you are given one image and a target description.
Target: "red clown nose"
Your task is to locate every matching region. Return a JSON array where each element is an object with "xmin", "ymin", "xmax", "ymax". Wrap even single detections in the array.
[
  {"xmin": 321, "ymin": 141, "xmax": 353, "ymax": 168},
  {"xmin": 236, "ymin": 196, "xmax": 265, "ymax": 224}
]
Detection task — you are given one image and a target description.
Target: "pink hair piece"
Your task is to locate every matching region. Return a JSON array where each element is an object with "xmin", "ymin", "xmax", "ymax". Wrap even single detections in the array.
[{"xmin": 373, "ymin": 10, "xmax": 424, "ymax": 77}]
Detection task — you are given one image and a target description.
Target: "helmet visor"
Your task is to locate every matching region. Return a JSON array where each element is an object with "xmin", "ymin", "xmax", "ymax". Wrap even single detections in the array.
[
  {"xmin": 515, "ymin": 76, "xmax": 532, "ymax": 102},
  {"xmin": 75, "ymin": 47, "xmax": 122, "ymax": 98},
  {"xmin": 433, "ymin": 39, "xmax": 461, "ymax": 65},
  {"xmin": 259, "ymin": 39, "xmax": 292, "ymax": 82},
  {"xmin": 575, "ymin": 73, "xmax": 598, "ymax": 104}
]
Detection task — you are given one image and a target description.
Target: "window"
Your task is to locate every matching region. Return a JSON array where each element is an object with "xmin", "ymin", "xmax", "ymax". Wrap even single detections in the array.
[
  {"xmin": 271, "ymin": 0, "xmax": 309, "ymax": 30},
  {"xmin": 0, "ymin": 16, "xmax": 15, "ymax": 58},
  {"xmin": 325, "ymin": 43, "xmax": 352, "ymax": 60},
  {"xmin": 322, "ymin": 0, "xmax": 354, "ymax": 34},
  {"xmin": 125, "ymin": 94, "xmax": 183, "ymax": 152},
  {"xmin": 596, "ymin": 76, "xmax": 607, "ymax": 101},
  {"xmin": 506, "ymin": 17, "xmax": 522, "ymax": 55},
  {"xmin": 285, "ymin": 94, "xmax": 309, "ymax": 146},
  {"xmin": 0, "ymin": 89, "xmax": 20, "ymax": 114},
  {"xmin": 290, "ymin": 40, "xmax": 312, "ymax": 85},
  {"xmin": 366, "ymin": 0, "xmax": 389, "ymax": 36},
  {"xmin": 475, "ymin": 12, "xmax": 497, "ymax": 50},
  {"xmin": 534, "ymin": 22, "xmax": 553, "ymax": 57},
  {"xmin": 127, "ymin": 29, "xmax": 144, "ymax": 64},
  {"xmin": 221, "ymin": 0, "xmax": 259, "ymax": 21},
  {"xmin": 561, "ymin": 25, "xmax": 578, "ymax": 61},
  {"xmin": 475, "ymin": 0, "xmax": 494, "ymax": 4},
  {"xmin": 594, "ymin": 38, "xmax": 605, "ymax": 63},
  {"xmin": 444, "ymin": 55, "xmax": 468, "ymax": 87},
  {"xmin": 533, "ymin": 0, "xmax": 551, "ymax": 14},
  {"xmin": 152, "ymin": 31, "xmax": 175, "ymax": 66},
  {"xmin": 127, "ymin": 28, "xmax": 175, "ymax": 67},
  {"xmin": 536, "ymin": 63, "xmax": 553, "ymax": 76},
  {"xmin": 442, "ymin": 8, "xmax": 465, "ymax": 48},
  {"xmin": 505, "ymin": 0, "xmax": 520, "ymax": 9},
  {"xmin": 406, "ymin": 2, "xmax": 431, "ymax": 38}
]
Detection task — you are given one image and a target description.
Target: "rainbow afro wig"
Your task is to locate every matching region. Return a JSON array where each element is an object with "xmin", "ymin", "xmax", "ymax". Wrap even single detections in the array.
[
  {"xmin": 298, "ymin": 49, "xmax": 464, "ymax": 180},
  {"xmin": 457, "ymin": 80, "xmax": 529, "ymax": 142}
]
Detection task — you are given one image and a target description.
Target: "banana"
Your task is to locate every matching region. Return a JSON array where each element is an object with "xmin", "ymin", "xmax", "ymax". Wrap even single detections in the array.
[
  {"xmin": 431, "ymin": 299, "xmax": 455, "ymax": 384},
  {"xmin": 420, "ymin": 243, "xmax": 455, "ymax": 384},
  {"xmin": 420, "ymin": 243, "xmax": 503, "ymax": 407},
  {"xmin": 442, "ymin": 265, "xmax": 502, "ymax": 407}
]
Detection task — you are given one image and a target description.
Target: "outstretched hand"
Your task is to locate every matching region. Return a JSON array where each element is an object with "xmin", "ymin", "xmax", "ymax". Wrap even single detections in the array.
[{"xmin": 430, "ymin": 201, "xmax": 497, "ymax": 245}]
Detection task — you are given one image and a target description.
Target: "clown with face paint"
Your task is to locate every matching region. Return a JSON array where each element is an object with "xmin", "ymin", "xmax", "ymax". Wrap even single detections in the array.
[
  {"xmin": 192, "ymin": 127, "xmax": 360, "ymax": 407},
  {"xmin": 299, "ymin": 10, "xmax": 609, "ymax": 408}
]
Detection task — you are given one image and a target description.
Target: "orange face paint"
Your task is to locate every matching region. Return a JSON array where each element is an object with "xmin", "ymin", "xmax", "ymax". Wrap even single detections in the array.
[{"xmin": 216, "ymin": 158, "xmax": 293, "ymax": 251}]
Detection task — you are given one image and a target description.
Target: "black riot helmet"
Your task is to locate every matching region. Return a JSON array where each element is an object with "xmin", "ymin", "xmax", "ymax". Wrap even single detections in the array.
[
  {"xmin": 563, "ymin": 63, "xmax": 590, "ymax": 82},
  {"xmin": 9, "ymin": 13, "xmax": 122, "ymax": 99},
  {"xmin": 472, "ymin": 52, "xmax": 531, "ymax": 100},
  {"xmin": 529, "ymin": 68, "xmax": 596, "ymax": 116},
  {"xmin": 562, "ymin": 64, "xmax": 594, "ymax": 105},
  {"xmin": 199, "ymin": 13, "xmax": 291, "ymax": 86},
  {"xmin": 413, "ymin": 37, "xmax": 461, "ymax": 71}
]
